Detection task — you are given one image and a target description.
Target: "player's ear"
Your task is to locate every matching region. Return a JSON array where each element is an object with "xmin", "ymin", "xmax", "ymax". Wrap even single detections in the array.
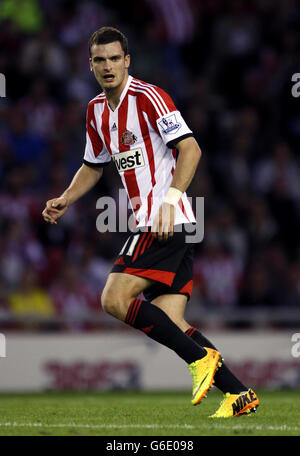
[
  {"xmin": 89, "ymin": 58, "xmax": 93, "ymax": 72},
  {"xmin": 125, "ymin": 54, "xmax": 130, "ymax": 69}
]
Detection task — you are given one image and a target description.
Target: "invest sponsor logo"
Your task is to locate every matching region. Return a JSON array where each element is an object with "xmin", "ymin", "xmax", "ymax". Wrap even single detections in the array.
[{"xmin": 112, "ymin": 148, "xmax": 145, "ymax": 172}]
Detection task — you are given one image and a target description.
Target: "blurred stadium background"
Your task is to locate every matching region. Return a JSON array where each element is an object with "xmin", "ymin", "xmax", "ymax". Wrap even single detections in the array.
[{"xmin": 0, "ymin": 0, "xmax": 299, "ymax": 392}]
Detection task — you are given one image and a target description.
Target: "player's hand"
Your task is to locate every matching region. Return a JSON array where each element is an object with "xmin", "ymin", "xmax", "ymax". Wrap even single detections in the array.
[
  {"xmin": 151, "ymin": 202, "xmax": 175, "ymax": 242},
  {"xmin": 42, "ymin": 196, "xmax": 68, "ymax": 224}
]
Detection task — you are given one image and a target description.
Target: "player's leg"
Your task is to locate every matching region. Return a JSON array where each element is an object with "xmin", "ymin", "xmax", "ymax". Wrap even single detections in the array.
[
  {"xmin": 150, "ymin": 292, "xmax": 190, "ymax": 332},
  {"xmin": 101, "ymin": 272, "xmax": 151, "ymax": 321},
  {"xmin": 105, "ymin": 228, "xmax": 222, "ymax": 404},
  {"xmin": 151, "ymin": 293, "xmax": 259, "ymax": 417},
  {"xmin": 152, "ymin": 292, "xmax": 247, "ymax": 393},
  {"xmin": 102, "ymin": 272, "xmax": 208, "ymax": 363},
  {"xmin": 101, "ymin": 272, "xmax": 221, "ymax": 404},
  {"xmin": 149, "ymin": 240, "xmax": 249, "ymax": 395}
]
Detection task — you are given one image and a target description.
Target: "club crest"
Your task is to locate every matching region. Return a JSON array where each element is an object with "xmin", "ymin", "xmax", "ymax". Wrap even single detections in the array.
[{"xmin": 121, "ymin": 129, "xmax": 137, "ymax": 146}]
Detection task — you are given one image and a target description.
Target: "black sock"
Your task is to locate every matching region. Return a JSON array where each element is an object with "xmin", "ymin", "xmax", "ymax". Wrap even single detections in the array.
[
  {"xmin": 186, "ymin": 327, "xmax": 247, "ymax": 394},
  {"xmin": 125, "ymin": 299, "xmax": 206, "ymax": 364}
]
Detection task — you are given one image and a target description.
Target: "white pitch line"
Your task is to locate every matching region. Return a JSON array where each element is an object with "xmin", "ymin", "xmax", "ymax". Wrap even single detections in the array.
[
  {"xmin": 210, "ymin": 423, "xmax": 300, "ymax": 432},
  {"xmin": 0, "ymin": 423, "xmax": 194, "ymax": 430},
  {"xmin": 0, "ymin": 423, "xmax": 299, "ymax": 432}
]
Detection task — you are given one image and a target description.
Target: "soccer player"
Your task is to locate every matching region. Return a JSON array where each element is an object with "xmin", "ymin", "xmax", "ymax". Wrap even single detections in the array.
[{"xmin": 42, "ymin": 27, "xmax": 259, "ymax": 417}]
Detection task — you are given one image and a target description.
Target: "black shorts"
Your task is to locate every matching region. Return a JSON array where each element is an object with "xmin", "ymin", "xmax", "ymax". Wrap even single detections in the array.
[{"xmin": 110, "ymin": 225, "xmax": 195, "ymax": 301}]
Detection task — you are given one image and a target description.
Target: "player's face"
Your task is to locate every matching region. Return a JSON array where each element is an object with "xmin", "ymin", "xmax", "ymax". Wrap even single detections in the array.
[{"xmin": 89, "ymin": 41, "xmax": 130, "ymax": 92}]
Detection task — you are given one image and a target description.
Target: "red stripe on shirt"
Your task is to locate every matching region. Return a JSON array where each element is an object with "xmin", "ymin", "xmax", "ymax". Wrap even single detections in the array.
[
  {"xmin": 128, "ymin": 88, "xmax": 160, "ymax": 136},
  {"xmin": 132, "ymin": 78, "xmax": 176, "ymax": 115},
  {"xmin": 118, "ymin": 94, "xmax": 141, "ymax": 218},
  {"xmin": 179, "ymin": 198, "xmax": 190, "ymax": 221},
  {"xmin": 145, "ymin": 189, "xmax": 153, "ymax": 225},
  {"xmin": 87, "ymin": 102, "xmax": 104, "ymax": 158},
  {"xmin": 136, "ymin": 99, "xmax": 156, "ymax": 187},
  {"xmin": 101, "ymin": 102, "xmax": 112, "ymax": 155},
  {"xmin": 131, "ymin": 82, "xmax": 165, "ymax": 117},
  {"xmin": 136, "ymin": 95, "xmax": 157, "ymax": 223}
]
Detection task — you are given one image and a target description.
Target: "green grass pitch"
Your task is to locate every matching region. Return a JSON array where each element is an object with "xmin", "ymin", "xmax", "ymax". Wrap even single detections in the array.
[{"xmin": 0, "ymin": 390, "xmax": 299, "ymax": 436}]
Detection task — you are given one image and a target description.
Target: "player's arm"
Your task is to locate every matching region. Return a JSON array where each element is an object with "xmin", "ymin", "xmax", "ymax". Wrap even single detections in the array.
[
  {"xmin": 42, "ymin": 164, "xmax": 103, "ymax": 224},
  {"xmin": 169, "ymin": 136, "xmax": 202, "ymax": 192},
  {"xmin": 152, "ymin": 137, "xmax": 201, "ymax": 241}
]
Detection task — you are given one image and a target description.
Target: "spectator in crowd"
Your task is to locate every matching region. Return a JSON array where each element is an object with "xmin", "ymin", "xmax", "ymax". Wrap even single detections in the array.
[
  {"xmin": 8, "ymin": 268, "xmax": 55, "ymax": 328},
  {"xmin": 49, "ymin": 261, "xmax": 100, "ymax": 331},
  {"xmin": 194, "ymin": 234, "xmax": 243, "ymax": 309}
]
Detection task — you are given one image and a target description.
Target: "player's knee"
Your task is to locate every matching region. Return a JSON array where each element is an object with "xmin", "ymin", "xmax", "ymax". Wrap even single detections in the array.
[
  {"xmin": 101, "ymin": 287, "xmax": 118, "ymax": 315},
  {"xmin": 101, "ymin": 286, "xmax": 131, "ymax": 320}
]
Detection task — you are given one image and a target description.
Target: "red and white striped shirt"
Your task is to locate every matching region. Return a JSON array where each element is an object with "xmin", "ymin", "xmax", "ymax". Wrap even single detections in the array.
[{"xmin": 83, "ymin": 75, "xmax": 196, "ymax": 227}]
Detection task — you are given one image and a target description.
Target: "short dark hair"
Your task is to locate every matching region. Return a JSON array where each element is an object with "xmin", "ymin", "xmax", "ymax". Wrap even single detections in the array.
[{"xmin": 88, "ymin": 26, "xmax": 128, "ymax": 57}]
